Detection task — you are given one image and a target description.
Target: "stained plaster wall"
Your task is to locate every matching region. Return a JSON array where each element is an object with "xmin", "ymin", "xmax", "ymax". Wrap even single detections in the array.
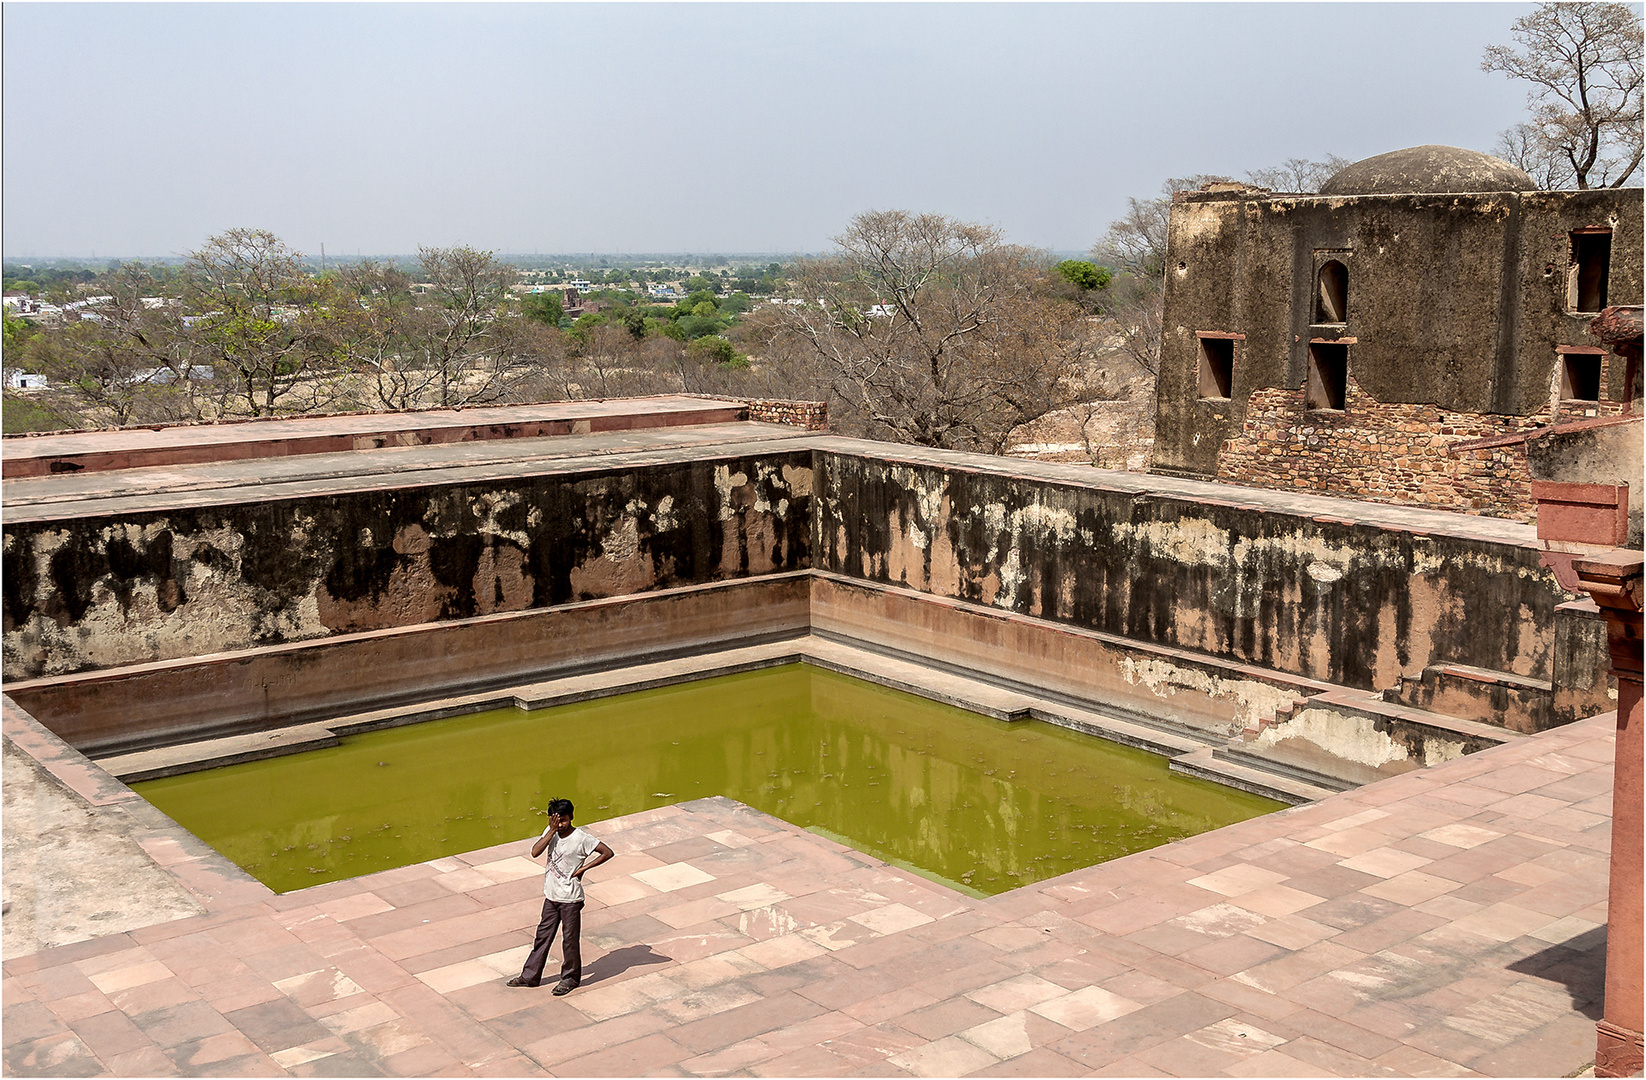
[
  {"xmin": 2, "ymin": 454, "xmax": 813, "ymax": 680},
  {"xmin": 811, "ymin": 451, "xmax": 1578, "ymax": 696},
  {"xmin": 2, "ymin": 440, "xmax": 1603, "ymax": 745},
  {"xmin": 1152, "ymin": 186, "xmax": 1644, "ymax": 507}
]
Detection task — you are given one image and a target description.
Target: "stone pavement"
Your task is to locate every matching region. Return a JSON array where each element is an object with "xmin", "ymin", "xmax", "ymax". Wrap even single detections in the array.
[{"xmin": 2, "ymin": 713, "xmax": 1615, "ymax": 1077}]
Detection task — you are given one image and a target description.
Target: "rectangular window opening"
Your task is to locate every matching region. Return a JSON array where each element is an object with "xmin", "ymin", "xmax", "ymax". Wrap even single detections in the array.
[
  {"xmin": 1198, "ymin": 337, "xmax": 1234, "ymax": 400},
  {"xmin": 1560, "ymin": 352, "xmax": 1602, "ymax": 401},
  {"xmin": 1569, "ymin": 231, "xmax": 1611, "ymax": 313},
  {"xmin": 1306, "ymin": 342, "xmax": 1348, "ymax": 411}
]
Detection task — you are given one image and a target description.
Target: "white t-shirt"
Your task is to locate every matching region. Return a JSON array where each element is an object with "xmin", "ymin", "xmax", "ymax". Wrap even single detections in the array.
[{"xmin": 540, "ymin": 826, "xmax": 600, "ymax": 903}]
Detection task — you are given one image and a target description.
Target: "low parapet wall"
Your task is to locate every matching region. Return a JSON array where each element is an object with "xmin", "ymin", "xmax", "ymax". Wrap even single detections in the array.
[{"xmin": 1, "ymin": 422, "xmax": 1614, "ymax": 749}]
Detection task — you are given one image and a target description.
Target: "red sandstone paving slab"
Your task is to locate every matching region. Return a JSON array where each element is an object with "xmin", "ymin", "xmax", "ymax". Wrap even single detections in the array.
[
  {"xmin": 241, "ymin": 942, "xmax": 335, "ymax": 984},
  {"xmin": 1222, "ymin": 1046, "xmax": 1346, "ymax": 1076},
  {"xmin": 43, "ymin": 989, "xmax": 120, "ymax": 1025},
  {"xmin": 3, "ymin": 1031, "xmax": 108, "ymax": 1077},
  {"xmin": 747, "ymin": 1042, "xmax": 881, "ymax": 1077},
  {"xmin": 164, "ymin": 1029, "xmax": 267, "ymax": 1072},
  {"xmin": 469, "ymin": 1052, "xmax": 548, "ymax": 1077},
  {"xmin": 966, "ymin": 1044, "xmax": 1090, "ymax": 1076},
  {"xmin": 10, "ymin": 960, "xmax": 103, "ymax": 1002},
  {"xmin": 1131, "ymin": 1032, "xmax": 1252, "ymax": 1076},
  {"xmin": 105, "ymin": 1043, "xmax": 181, "ymax": 1075},
  {"xmin": 194, "ymin": 972, "xmax": 288, "ymax": 1013},
  {"xmin": 1373, "ymin": 1044, "xmax": 1488, "ymax": 1076},
  {"xmin": 2, "ymin": 933, "xmax": 138, "ymax": 977},
  {"xmin": 892, "ymin": 997, "xmax": 1003, "ymax": 1041},
  {"xmin": 66, "ymin": 1008, "xmax": 158, "ymax": 1059},
  {"xmin": 107, "ymin": 977, "xmax": 202, "ymax": 1017},
  {"xmin": 1175, "ymin": 932, "xmax": 1290, "ymax": 977},
  {"xmin": 519, "ymin": 1006, "xmax": 674, "ymax": 1068},
  {"xmin": 679, "ymin": 1035, "xmax": 782, "ymax": 1074},
  {"xmin": 127, "ymin": 1000, "xmax": 237, "ymax": 1049},
  {"xmin": 1086, "ymin": 1054, "xmax": 1173, "ymax": 1076},
  {"xmin": 1464, "ymin": 1012, "xmax": 1600, "ymax": 1077}
]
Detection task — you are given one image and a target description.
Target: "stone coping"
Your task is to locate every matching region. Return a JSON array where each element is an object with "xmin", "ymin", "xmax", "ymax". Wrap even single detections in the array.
[
  {"xmin": 1, "ymin": 692, "xmax": 1617, "ymax": 1077},
  {"xmin": 0, "ymin": 423, "xmax": 815, "ymax": 523},
  {"xmin": 0, "ymin": 397, "xmax": 747, "ymax": 456}
]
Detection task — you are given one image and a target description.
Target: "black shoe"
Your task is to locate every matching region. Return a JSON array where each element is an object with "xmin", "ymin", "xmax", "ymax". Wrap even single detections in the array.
[
  {"xmin": 506, "ymin": 977, "xmax": 538, "ymax": 988},
  {"xmin": 552, "ymin": 980, "xmax": 578, "ymax": 996}
]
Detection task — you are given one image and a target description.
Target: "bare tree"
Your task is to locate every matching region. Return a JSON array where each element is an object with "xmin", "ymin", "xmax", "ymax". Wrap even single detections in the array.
[
  {"xmin": 27, "ymin": 264, "xmax": 213, "ymax": 425},
  {"xmin": 413, "ymin": 246, "xmax": 533, "ymax": 407},
  {"xmin": 1483, "ymin": 1, "xmax": 1644, "ymax": 188},
  {"xmin": 769, "ymin": 210, "xmax": 1088, "ymax": 451},
  {"xmin": 1243, "ymin": 155, "xmax": 1353, "ymax": 193},
  {"xmin": 183, "ymin": 229, "xmax": 339, "ymax": 417},
  {"xmin": 325, "ymin": 260, "xmax": 434, "ymax": 411}
]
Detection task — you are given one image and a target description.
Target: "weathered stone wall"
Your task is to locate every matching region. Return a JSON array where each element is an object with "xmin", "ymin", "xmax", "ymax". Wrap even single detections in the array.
[
  {"xmin": 813, "ymin": 450, "xmax": 1574, "ymax": 695},
  {"xmin": 2, "ymin": 454, "xmax": 813, "ymax": 680}
]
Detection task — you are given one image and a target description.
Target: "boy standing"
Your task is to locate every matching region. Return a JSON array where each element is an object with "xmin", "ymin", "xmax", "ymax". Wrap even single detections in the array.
[{"xmin": 508, "ymin": 798, "xmax": 613, "ymax": 994}]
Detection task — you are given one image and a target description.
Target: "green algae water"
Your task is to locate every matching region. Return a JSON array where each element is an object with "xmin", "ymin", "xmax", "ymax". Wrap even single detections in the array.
[{"xmin": 134, "ymin": 665, "xmax": 1284, "ymax": 895}]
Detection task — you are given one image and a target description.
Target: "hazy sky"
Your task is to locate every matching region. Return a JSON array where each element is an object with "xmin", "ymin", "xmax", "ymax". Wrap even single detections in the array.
[{"xmin": 2, "ymin": 3, "xmax": 1566, "ymax": 259}]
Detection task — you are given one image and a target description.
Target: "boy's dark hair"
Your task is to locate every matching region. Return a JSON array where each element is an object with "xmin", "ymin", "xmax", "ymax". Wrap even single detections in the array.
[{"xmin": 547, "ymin": 798, "xmax": 575, "ymax": 819}]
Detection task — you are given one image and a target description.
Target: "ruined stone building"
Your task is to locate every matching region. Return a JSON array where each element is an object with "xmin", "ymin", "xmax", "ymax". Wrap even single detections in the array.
[{"xmin": 1150, "ymin": 145, "xmax": 1644, "ymax": 524}]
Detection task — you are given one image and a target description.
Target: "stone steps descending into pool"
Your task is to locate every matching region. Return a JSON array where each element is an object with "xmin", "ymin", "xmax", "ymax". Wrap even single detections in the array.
[
  {"xmin": 1222, "ymin": 687, "xmax": 1523, "ymax": 790},
  {"xmin": 1167, "ymin": 746, "xmax": 1341, "ymax": 804}
]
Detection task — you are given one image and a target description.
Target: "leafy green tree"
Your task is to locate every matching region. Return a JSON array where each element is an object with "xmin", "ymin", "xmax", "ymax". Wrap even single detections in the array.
[
  {"xmin": 3, "ymin": 312, "xmax": 37, "ymax": 359},
  {"xmin": 1056, "ymin": 260, "xmax": 1112, "ymax": 292},
  {"xmin": 687, "ymin": 335, "xmax": 744, "ymax": 367},
  {"xmin": 721, "ymin": 291, "xmax": 754, "ymax": 315},
  {"xmin": 522, "ymin": 291, "xmax": 565, "ymax": 326},
  {"xmin": 568, "ymin": 312, "xmax": 608, "ymax": 345},
  {"xmin": 675, "ymin": 314, "xmax": 729, "ymax": 340}
]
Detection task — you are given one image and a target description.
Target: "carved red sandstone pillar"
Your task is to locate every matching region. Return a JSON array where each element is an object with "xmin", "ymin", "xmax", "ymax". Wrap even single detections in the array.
[{"xmin": 1575, "ymin": 551, "xmax": 1644, "ymax": 1077}]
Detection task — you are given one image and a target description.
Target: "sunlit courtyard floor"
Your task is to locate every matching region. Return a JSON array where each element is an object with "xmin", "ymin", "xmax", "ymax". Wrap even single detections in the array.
[{"xmin": 2, "ymin": 711, "xmax": 1615, "ymax": 1077}]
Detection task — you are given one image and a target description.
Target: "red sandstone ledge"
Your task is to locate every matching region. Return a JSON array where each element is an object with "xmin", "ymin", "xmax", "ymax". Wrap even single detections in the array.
[{"xmin": 0, "ymin": 397, "xmax": 758, "ymax": 479}]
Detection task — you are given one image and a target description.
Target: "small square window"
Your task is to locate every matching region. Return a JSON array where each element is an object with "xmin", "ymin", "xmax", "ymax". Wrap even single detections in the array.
[
  {"xmin": 1560, "ymin": 352, "xmax": 1602, "ymax": 401},
  {"xmin": 1307, "ymin": 342, "xmax": 1348, "ymax": 411},
  {"xmin": 1198, "ymin": 337, "xmax": 1234, "ymax": 399}
]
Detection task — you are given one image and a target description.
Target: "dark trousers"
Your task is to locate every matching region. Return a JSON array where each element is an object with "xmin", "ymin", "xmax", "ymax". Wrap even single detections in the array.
[{"xmin": 520, "ymin": 899, "xmax": 583, "ymax": 986}]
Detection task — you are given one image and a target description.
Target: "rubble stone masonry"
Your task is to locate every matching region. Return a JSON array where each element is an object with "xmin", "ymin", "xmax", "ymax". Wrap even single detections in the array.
[
  {"xmin": 744, "ymin": 398, "xmax": 829, "ymax": 430},
  {"xmin": 1215, "ymin": 375, "xmax": 1627, "ymax": 522}
]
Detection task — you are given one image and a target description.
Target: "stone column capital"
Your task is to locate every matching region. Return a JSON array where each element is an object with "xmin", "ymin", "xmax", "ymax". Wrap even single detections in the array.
[{"xmin": 1575, "ymin": 551, "xmax": 1644, "ymax": 681}]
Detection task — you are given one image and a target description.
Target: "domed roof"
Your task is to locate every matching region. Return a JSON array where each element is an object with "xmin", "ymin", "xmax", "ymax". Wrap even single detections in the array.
[{"xmin": 1320, "ymin": 145, "xmax": 1535, "ymax": 196}]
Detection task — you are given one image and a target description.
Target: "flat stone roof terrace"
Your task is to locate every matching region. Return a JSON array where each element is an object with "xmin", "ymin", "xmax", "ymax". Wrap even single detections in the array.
[{"xmin": 2, "ymin": 704, "xmax": 1614, "ymax": 1077}]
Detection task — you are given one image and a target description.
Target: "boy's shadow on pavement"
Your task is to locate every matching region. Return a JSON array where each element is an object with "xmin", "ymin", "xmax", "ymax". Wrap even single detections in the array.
[{"xmin": 584, "ymin": 944, "xmax": 673, "ymax": 985}]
